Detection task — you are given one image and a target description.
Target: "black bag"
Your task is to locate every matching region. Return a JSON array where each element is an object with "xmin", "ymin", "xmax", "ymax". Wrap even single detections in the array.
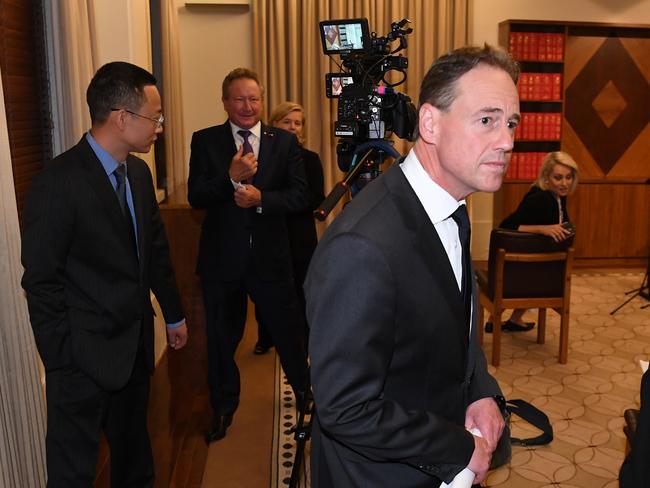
[{"xmin": 490, "ymin": 399, "xmax": 553, "ymax": 469}]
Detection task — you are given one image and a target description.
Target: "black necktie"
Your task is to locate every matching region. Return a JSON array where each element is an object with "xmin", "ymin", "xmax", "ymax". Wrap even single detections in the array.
[
  {"xmin": 114, "ymin": 164, "xmax": 138, "ymax": 259},
  {"xmin": 450, "ymin": 204, "xmax": 472, "ymax": 333}
]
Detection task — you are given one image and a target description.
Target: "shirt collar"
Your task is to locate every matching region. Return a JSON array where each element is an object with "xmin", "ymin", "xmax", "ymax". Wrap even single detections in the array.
[
  {"xmin": 399, "ymin": 149, "xmax": 466, "ymax": 225},
  {"xmin": 229, "ymin": 120, "xmax": 262, "ymax": 140},
  {"xmin": 85, "ymin": 131, "xmax": 124, "ymax": 176}
]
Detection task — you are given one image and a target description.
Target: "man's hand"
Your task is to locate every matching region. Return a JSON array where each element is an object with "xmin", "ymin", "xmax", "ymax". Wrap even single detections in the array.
[
  {"xmin": 166, "ymin": 322, "xmax": 188, "ymax": 350},
  {"xmin": 465, "ymin": 397, "xmax": 505, "ymax": 451},
  {"xmin": 467, "ymin": 435, "xmax": 492, "ymax": 484},
  {"xmin": 228, "ymin": 145, "xmax": 258, "ymax": 182},
  {"xmin": 234, "ymin": 184, "xmax": 262, "ymax": 208}
]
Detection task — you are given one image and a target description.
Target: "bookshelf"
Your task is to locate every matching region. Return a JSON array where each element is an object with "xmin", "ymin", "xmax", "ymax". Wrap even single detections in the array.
[
  {"xmin": 497, "ymin": 20, "xmax": 650, "ymax": 266},
  {"xmin": 500, "ymin": 22, "xmax": 566, "ymax": 181}
]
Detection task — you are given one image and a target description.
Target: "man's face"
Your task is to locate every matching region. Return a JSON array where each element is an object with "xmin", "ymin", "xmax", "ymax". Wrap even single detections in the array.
[
  {"xmin": 124, "ymin": 84, "xmax": 163, "ymax": 154},
  {"xmin": 418, "ymin": 64, "xmax": 520, "ymax": 200},
  {"xmin": 222, "ymin": 77, "xmax": 263, "ymax": 129}
]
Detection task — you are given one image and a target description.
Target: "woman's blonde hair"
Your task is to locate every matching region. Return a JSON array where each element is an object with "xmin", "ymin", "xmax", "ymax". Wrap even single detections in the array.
[
  {"xmin": 269, "ymin": 101, "xmax": 305, "ymax": 145},
  {"xmin": 534, "ymin": 151, "xmax": 579, "ymax": 194}
]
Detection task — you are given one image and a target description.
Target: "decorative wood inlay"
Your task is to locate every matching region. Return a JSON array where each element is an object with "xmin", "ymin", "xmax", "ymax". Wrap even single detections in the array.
[{"xmin": 565, "ymin": 37, "xmax": 650, "ymax": 174}]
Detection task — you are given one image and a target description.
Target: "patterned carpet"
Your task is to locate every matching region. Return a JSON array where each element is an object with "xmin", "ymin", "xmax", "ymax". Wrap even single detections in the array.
[{"xmin": 273, "ymin": 272, "xmax": 649, "ymax": 488}]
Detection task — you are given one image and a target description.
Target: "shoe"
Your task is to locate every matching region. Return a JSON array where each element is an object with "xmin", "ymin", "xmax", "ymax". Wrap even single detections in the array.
[
  {"xmin": 204, "ymin": 414, "xmax": 233, "ymax": 444},
  {"xmin": 253, "ymin": 342, "xmax": 272, "ymax": 355},
  {"xmin": 485, "ymin": 320, "xmax": 535, "ymax": 333}
]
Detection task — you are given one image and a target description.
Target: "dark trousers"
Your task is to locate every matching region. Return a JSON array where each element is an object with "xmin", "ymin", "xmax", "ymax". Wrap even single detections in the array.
[
  {"xmin": 202, "ymin": 270, "xmax": 309, "ymax": 416},
  {"xmin": 256, "ymin": 255, "xmax": 312, "ymax": 349},
  {"xmin": 44, "ymin": 347, "xmax": 153, "ymax": 488}
]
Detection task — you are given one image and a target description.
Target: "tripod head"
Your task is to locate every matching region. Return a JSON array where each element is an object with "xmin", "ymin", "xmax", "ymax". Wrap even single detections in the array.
[{"xmin": 314, "ymin": 139, "xmax": 401, "ymax": 221}]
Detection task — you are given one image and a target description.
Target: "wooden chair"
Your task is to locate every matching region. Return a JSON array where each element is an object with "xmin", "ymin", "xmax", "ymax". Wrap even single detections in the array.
[{"xmin": 476, "ymin": 229, "xmax": 575, "ymax": 366}]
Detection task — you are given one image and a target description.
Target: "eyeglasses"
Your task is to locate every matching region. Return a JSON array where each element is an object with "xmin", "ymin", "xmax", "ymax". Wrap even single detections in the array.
[{"xmin": 111, "ymin": 108, "xmax": 165, "ymax": 128}]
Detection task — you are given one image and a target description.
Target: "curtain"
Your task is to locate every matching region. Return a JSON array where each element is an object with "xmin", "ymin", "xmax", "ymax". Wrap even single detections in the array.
[
  {"xmin": 43, "ymin": 0, "xmax": 96, "ymax": 156},
  {"xmin": 252, "ymin": 0, "xmax": 469, "ymax": 223},
  {"xmin": 160, "ymin": 0, "xmax": 187, "ymax": 196},
  {"xmin": 0, "ymin": 64, "xmax": 47, "ymax": 488}
]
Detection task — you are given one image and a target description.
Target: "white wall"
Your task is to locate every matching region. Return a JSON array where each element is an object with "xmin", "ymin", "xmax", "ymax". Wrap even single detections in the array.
[
  {"xmin": 468, "ymin": 0, "xmax": 650, "ymax": 258},
  {"xmin": 176, "ymin": 1, "xmax": 253, "ymax": 165}
]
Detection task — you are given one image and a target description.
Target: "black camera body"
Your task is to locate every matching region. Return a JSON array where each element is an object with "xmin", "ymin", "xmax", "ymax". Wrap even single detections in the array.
[
  {"xmin": 320, "ymin": 18, "xmax": 416, "ymax": 172},
  {"xmin": 314, "ymin": 18, "xmax": 417, "ymax": 221}
]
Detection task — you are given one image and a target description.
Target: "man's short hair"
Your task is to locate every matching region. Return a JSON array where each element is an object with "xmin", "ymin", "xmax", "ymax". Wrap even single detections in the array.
[
  {"xmin": 86, "ymin": 61, "xmax": 157, "ymax": 124},
  {"xmin": 415, "ymin": 44, "xmax": 519, "ymax": 138},
  {"xmin": 222, "ymin": 68, "xmax": 264, "ymax": 100}
]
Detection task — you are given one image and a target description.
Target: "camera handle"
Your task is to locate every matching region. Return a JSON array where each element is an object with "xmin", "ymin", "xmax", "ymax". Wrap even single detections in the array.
[{"xmin": 314, "ymin": 140, "xmax": 401, "ymax": 221}]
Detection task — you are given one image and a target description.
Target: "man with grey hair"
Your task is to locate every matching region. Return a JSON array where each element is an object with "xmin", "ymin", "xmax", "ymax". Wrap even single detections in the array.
[{"xmin": 188, "ymin": 67, "xmax": 310, "ymax": 443}]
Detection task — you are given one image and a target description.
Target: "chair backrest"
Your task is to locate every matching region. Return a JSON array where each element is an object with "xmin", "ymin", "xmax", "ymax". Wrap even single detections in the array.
[{"xmin": 487, "ymin": 229, "xmax": 574, "ymax": 299}]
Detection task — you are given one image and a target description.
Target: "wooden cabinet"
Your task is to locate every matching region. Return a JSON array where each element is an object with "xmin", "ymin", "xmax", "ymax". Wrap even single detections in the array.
[{"xmin": 497, "ymin": 20, "xmax": 650, "ymax": 266}]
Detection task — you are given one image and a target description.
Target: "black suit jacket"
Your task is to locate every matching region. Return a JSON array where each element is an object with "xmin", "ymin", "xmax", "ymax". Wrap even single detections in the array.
[
  {"xmin": 21, "ymin": 136, "xmax": 183, "ymax": 391},
  {"xmin": 620, "ymin": 369, "xmax": 650, "ymax": 488},
  {"xmin": 305, "ymin": 163, "xmax": 502, "ymax": 487},
  {"xmin": 287, "ymin": 147, "xmax": 324, "ymax": 264},
  {"xmin": 187, "ymin": 121, "xmax": 308, "ymax": 281},
  {"xmin": 499, "ymin": 186, "xmax": 569, "ymax": 229}
]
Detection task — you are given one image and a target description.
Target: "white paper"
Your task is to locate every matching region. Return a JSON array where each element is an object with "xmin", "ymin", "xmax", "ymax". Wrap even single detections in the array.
[
  {"xmin": 440, "ymin": 428, "xmax": 481, "ymax": 488},
  {"xmin": 641, "ymin": 360, "xmax": 648, "ymax": 373},
  {"xmin": 440, "ymin": 467, "xmax": 475, "ymax": 488}
]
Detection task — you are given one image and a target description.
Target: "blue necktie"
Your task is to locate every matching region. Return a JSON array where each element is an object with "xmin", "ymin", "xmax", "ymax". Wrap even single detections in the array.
[{"xmin": 114, "ymin": 164, "xmax": 138, "ymax": 258}]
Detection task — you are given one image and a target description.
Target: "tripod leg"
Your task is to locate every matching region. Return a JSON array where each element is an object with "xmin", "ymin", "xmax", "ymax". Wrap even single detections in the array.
[{"xmin": 611, "ymin": 291, "xmax": 640, "ymax": 315}]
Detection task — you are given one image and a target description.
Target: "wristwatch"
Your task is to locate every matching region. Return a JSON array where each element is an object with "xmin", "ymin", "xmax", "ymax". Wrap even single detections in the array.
[{"xmin": 493, "ymin": 395, "xmax": 508, "ymax": 415}]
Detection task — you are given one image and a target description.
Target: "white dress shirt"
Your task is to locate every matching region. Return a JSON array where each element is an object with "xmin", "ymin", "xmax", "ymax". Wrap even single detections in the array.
[{"xmin": 400, "ymin": 149, "xmax": 467, "ymax": 293}]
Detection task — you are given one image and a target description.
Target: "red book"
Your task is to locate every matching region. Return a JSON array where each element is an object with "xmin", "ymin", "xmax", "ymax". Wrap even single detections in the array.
[
  {"xmin": 552, "ymin": 73, "xmax": 562, "ymax": 101},
  {"xmin": 538, "ymin": 33, "xmax": 548, "ymax": 61},
  {"xmin": 518, "ymin": 73, "xmax": 528, "ymax": 100},
  {"xmin": 542, "ymin": 113, "xmax": 551, "ymax": 140},
  {"xmin": 535, "ymin": 114, "xmax": 544, "ymax": 140},
  {"xmin": 530, "ymin": 33, "xmax": 539, "ymax": 60},
  {"xmin": 532, "ymin": 73, "xmax": 542, "ymax": 100},
  {"xmin": 522, "ymin": 33, "xmax": 531, "ymax": 60},
  {"xmin": 506, "ymin": 153, "xmax": 517, "ymax": 180},
  {"xmin": 556, "ymin": 34, "xmax": 565, "ymax": 61},
  {"xmin": 542, "ymin": 74, "xmax": 552, "ymax": 101},
  {"xmin": 521, "ymin": 113, "xmax": 530, "ymax": 139}
]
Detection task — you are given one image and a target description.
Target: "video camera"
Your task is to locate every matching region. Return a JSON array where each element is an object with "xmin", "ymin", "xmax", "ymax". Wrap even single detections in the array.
[{"xmin": 315, "ymin": 18, "xmax": 417, "ymax": 220}]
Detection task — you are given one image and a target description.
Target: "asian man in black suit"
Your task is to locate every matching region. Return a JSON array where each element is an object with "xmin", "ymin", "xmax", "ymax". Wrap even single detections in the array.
[
  {"xmin": 306, "ymin": 45, "xmax": 521, "ymax": 487},
  {"xmin": 187, "ymin": 68, "xmax": 310, "ymax": 443},
  {"xmin": 21, "ymin": 62, "xmax": 187, "ymax": 487}
]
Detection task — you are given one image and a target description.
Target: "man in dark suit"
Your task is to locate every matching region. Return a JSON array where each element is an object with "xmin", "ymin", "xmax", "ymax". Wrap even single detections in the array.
[
  {"xmin": 21, "ymin": 62, "xmax": 187, "ymax": 487},
  {"xmin": 305, "ymin": 45, "xmax": 521, "ymax": 487},
  {"xmin": 187, "ymin": 68, "xmax": 309, "ymax": 443}
]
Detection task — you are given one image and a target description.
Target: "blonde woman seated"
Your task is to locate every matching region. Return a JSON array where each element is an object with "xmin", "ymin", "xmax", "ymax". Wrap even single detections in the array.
[
  {"xmin": 485, "ymin": 151, "xmax": 579, "ymax": 333},
  {"xmin": 254, "ymin": 102, "xmax": 325, "ymax": 354}
]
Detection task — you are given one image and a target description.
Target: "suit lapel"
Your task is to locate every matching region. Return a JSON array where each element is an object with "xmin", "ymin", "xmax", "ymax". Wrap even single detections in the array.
[
  {"xmin": 77, "ymin": 137, "xmax": 139, "ymax": 268},
  {"xmin": 255, "ymin": 124, "xmax": 274, "ymax": 188},
  {"xmin": 384, "ymin": 166, "xmax": 469, "ymax": 349}
]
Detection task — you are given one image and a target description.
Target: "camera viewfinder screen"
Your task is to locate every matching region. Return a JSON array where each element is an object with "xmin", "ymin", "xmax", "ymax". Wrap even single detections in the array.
[
  {"xmin": 320, "ymin": 19, "xmax": 368, "ymax": 54},
  {"xmin": 329, "ymin": 75, "xmax": 354, "ymax": 97}
]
